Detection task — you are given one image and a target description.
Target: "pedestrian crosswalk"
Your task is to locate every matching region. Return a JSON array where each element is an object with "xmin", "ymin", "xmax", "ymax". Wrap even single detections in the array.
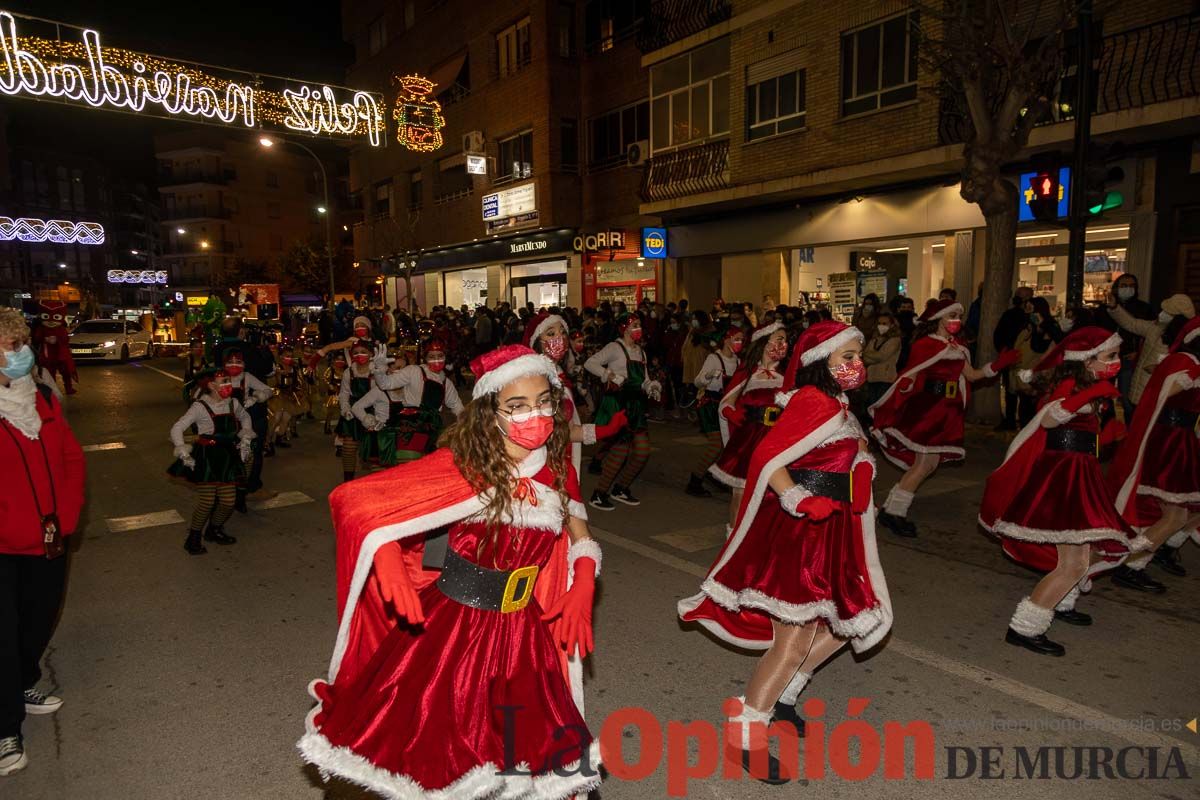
[
  {"xmin": 81, "ymin": 442, "xmax": 126, "ymax": 452},
  {"xmin": 103, "ymin": 491, "xmax": 314, "ymax": 533}
]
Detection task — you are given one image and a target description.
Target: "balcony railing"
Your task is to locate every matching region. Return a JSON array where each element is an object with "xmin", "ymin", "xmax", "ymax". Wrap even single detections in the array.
[
  {"xmin": 939, "ymin": 14, "xmax": 1200, "ymax": 145},
  {"xmin": 636, "ymin": 0, "xmax": 731, "ymax": 53},
  {"xmin": 158, "ymin": 169, "xmax": 232, "ymax": 186},
  {"xmin": 639, "ymin": 139, "xmax": 729, "ymax": 203},
  {"xmin": 162, "ymin": 207, "xmax": 233, "ymax": 221}
]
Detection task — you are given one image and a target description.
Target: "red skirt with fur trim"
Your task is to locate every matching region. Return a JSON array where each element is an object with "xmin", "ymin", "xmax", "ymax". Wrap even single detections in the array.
[
  {"xmin": 872, "ymin": 359, "xmax": 967, "ymax": 468},
  {"xmin": 1136, "ymin": 394, "xmax": 1200, "ymax": 511},
  {"xmin": 709, "ymin": 387, "xmax": 781, "ymax": 488}
]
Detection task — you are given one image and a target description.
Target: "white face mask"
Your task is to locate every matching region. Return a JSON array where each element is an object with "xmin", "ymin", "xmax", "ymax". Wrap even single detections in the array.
[
  {"xmin": 1060, "ymin": 317, "xmax": 1074, "ymax": 333},
  {"xmin": 1159, "ymin": 310, "xmax": 1174, "ymax": 324},
  {"xmin": 1117, "ymin": 286, "xmax": 1135, "ymax": 301},
  {"xmin": 877, "ymin": 324, "xmax": 890, "ymax": 335}
]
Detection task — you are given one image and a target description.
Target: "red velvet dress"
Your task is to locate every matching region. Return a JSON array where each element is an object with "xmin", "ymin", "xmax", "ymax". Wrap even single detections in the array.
[
  {"xmin": 1137, "ymin": 386, "xmax": 1200, "ymax": 510},
  {"xmin": 710, "ymin": 384, "xmax": 783, "ymax": 488},
  {"xmin": 870, "ymin": 336, "xmax": 967, "ymax": 468}
]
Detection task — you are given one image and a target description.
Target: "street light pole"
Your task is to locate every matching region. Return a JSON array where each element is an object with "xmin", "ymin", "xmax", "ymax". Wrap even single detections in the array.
[{"xmin": 260, "ymin": 137, "xmax": 336, "ymax": 308}]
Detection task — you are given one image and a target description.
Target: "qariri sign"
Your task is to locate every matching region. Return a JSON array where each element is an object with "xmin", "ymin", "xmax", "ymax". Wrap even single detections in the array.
[{"xmin": 0, "ymin": 9, "xmax": 387, "ymax": 146}]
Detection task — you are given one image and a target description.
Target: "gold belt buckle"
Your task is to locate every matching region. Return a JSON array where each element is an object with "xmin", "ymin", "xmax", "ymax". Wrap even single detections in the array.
[
  {"xmin": 945, "ymin": 382, "xmax": 958, "ymax": 399},
  {"xmin": 762, "ymin": 405, "xmax": 781, "ymax": 427},
  {"xmin": 500, "ymin": 565, "xmax": 539, "ymax": 613}
]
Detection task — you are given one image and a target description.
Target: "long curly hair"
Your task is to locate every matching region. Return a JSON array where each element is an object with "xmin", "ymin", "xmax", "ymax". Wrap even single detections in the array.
[{"xmin": 439, "ymin": 379, "xmax": 572, "ymax": 566}]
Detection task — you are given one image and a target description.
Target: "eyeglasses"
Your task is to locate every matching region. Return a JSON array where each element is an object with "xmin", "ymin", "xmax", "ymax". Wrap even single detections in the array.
[{"xmin": 497, "ymin": 399, "xmax": 557, "ymax": 424}]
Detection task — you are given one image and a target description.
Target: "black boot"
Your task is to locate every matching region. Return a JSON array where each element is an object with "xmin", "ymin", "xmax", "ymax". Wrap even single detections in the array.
[
  {"xmin": 1151, "ymin": 545, "xmax": 1186, "ymax": 577},
  {"xmin": 184, "ymin": 529, "xmax": 207, "ymax": 556},
  {"xmin": 877, "ymin": 510, "xmax": 917, "ymax": 538},
  {"xmin": 772, "ymin": 702, "xmax": 807, "ymax": 737},
  {"xmin": 1111, "ymin": 565, "xmax": 1166, "ymax": 594},
  {"xmin": 1053, "ymin": 608, "xmax": 1092, "ymax": 626},
  {"xmin": 685, "ymin": 474, "xmax": 712, "ymax": 497},
  {"xmin": 726, "ymin": 744, "xmax": 792, "ymax": 785},
  {"xmin": 234, "ymin": 490, "xmax": 248, "ymax": 514},
  {"xmin": 1004, "ymin": 628, "xmax": 1065, "ymax": 657},
  {"xmin": 203, "ymin": 525, "xmax": 237, "ymax": 545}
]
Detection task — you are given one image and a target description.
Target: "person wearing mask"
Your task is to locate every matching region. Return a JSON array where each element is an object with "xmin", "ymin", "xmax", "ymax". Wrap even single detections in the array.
[
  {"xmin": 220, "ymin": 349, "xmax": 272, "ymax": 511},
  {"xmin": 1060, "ymin": 304, "xmax": 1094, "ymax": 334},
  {"xmin": 268, "ymin": 344, "xmax": 309, "ymax": 452},
  {"xmin": 863, "ymin": 311, "xmax": 901, "ymax": 410},
  {"xmin": 687, "ymin": 326, "xmax": 743, "ymax": 497},
  {"xmin": 993, "ymin": 286, "xmax": 1036, "ymax": 431},
  {"xmin": 0, "ymin": 309, "xmax": 85, "ymax": 777},
  {"xmin": 1103, "ymin": 292, "xmax": 1195, "ymax": 409},
  {"xmin": 1096, "ymin": 273, "xmax": 1155, "ymax": 420},
  {"xmin": 663, "ymin": 313, "xmax": 689, "ymax": 418},
  {"xmin": 337, "ymin": 342, "xmax": 377, "ymax": 482},
  {"xmin": 1011, "ymin": 297, "xmax": 1063, "ymax": 427},
  {"xmin": 851, "ymin": 293, "xmax": 881, "ymax": 339},
  {"xmin": 682, "ymin": 310, "xmax": 715, "ymax": 390}
]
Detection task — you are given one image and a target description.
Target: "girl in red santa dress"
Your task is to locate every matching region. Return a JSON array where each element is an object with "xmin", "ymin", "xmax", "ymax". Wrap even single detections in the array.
[
  {"xmin": 299, "ymin": 344, "xmax": 603, "ymax": 799},
  {"xmin": 979, "ymin": 327, "xmax": 1151, "ymax": 657},
  {"xmin": 679, "ymin": 321, "xmax": 893, "ymax": 785},
  {"xmin": 708, "ymin": 322, "xmax": 790, "ymax": 528},
  {"xmin": 869, "ymin": 298, "xmax": 1020, "ymax": 537},
  {"xmin": 1106, "ymin": 316, "xmax": 1200, "ymax": 590}
]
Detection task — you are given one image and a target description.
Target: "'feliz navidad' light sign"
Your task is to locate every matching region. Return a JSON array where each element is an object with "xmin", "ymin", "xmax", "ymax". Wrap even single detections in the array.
[{"xmin": 0, "ymin": 9, "xmax": 401, "ymax": 147}]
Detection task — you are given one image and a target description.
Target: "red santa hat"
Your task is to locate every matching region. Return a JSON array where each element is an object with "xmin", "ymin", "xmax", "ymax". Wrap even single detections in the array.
[
  {"xmin": 1018, "ymin": 325, "xmax": 1122, "ymax": 382},
  {"xmin": 423, "ymin": 339, "xmax": 447, "ymax": 358},
  {"xmin": 616, "ymin": 313, "xmax": 639, "ymax": 333},
  {"xmin": 1171, "ymin": 316, "xmax": 1200, "ymax": 353},
  {"xmin": 470, "ymin": 344, "xmax": 561, "ymax": 399},
  {"xmin": 918, "ymin": 298, "xmax": 964, "ymax": 322},
  {"xmin": 750, "ymin": 321, "xmax": 783, "ymax": 343},
  {"xmin": 783, "ymin": 320, "xmax": 863, "ymax": 387},
  {"xmin": 522, "ymin": 311, "xmax": 566, "ymax": 349}
]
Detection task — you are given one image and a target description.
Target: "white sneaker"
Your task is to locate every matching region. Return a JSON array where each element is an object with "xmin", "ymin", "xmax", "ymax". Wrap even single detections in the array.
[
  {"xmin": 0, "ymin": 737, "xmax": 26, "ymax": 776},
  {"xmin": 23, "ymin": 688, "xmax": 63, "ymax": 715}
]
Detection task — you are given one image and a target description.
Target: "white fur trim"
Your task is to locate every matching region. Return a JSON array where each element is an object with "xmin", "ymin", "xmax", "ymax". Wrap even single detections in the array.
[
  {"xmin": 989, "ymin": 519, "xmax": 1133, "ymax": 546},
  {"xmin": 1009, "ymin": 597, "xmax": 1053, "ymax": 637},
  {"xmin": 867, "ymin": 338, "xmax": 967, "ymax": 420},
  {"xmin": 580, "ymin": 424, "xmax": 597, "ymax": 446},
  {"xmin": 884, "ymin": 486, "xmax": 914, "ymax": 517},
  {"xmin": 745, "ymin": 372, "xmax": 784, "ymax": 393},
  {"xmin": 1113, "ymin": 370, "xmax": 1190, "ymax": 517},
  {"xmin": 1045, "ymin": 401, "xmax": 1079, "ymax": 424},
  {"xmin": 727, "ymin": 696, "xmax": 772, "ymax": 749},
  {"xmin": 801, "ymin": 326, "xmax": 864, "ymax": 366},
  {"xmin": 751, "ymin": 322, "xmax": 783, "ymax": 343},
  {"xmin": 707, "ymin": 463, "xmax": 746, "ymax": 488},
  {"xmin": 851, "ymin": 450, "xmax": 876, "ymax": 471},
  {"xmin": 1135, "ymin": 485, "xmax": 1200, "ymax": 505},
  {"xmin": 1054, "ymin": 586, "xmax": 1080, "ymax": 612},
  {"xmin": 1127, "ymin": 533, "xmax": 1154, "ymax": 553},
  {"xmin": 926, "ymin": 302, "xmax": 964, "ymax": 321},
  {"xmin": 567, "ymin": 499, "xmax": 589, "ymax": 521},
  {"xmin": 700, "ymin": 577, "xmax": 889, "ymax": 641},
  {"xmin": 778, "ymin": 483, "xmax": 813, "ymax": 517},
  {"xmin": 530, "ymin": 315, "xmax": 567, "ymax": 348},
  {"xmin": 567, "ymin": 538, "xmax": 602, "ymax": 580},
  {"xmin": 472, "ymin": 354, "xmax": 562, "ymax": 398},
  {"xmin": 775, "ymin": 389, "xmax": 798, "ymax": 407},
  {"xmin": 1063, "ymin": 332, "xmax": 1122, "ymax": 361},
  {"xmin": 779, "ymin": 670, "xmax": 811, "ymax": 705},
  {"xmin": 1186, "ymin": 328, "xmax": 1200, "ymax": 345},
  {"xmin": 1166, "ymin": 528, "xmax": 1199, "ymax": 547},
  {"xmin": 876, "ymin": 426, "xmax": 966, "ymax": 461},
  {"xmin": 298, "ymin": 731, "xmax": 602, "ymax": 800},
  {"xmin": 1017, "ymin": 369, "xmax": 1034, "ymax": 384}
]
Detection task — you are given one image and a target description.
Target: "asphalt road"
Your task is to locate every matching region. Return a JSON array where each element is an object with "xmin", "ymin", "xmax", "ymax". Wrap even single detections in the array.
[{"xmin": 5, "ymin": 357, "xmax": 1198, "ymax": 799}]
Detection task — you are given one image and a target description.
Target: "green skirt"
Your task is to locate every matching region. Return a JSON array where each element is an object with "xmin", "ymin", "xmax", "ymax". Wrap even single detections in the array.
[
  {"xmin": 697, "ymin": 390, "xmax": 722, "ymax": 434},
  {"xmin": 336, "ymin": 416, "xmax": 368, "ymax": 441},
  {"xmin": 375, "ymin": 419, "xmax": 440, "ymax": 466},
  {"xmin": 166, "ymin": 441, "xmax": 244, "ymax": 484},
  {"xmin": 595, "ymin": 388, "xmax": 647, "ymax": 439}
]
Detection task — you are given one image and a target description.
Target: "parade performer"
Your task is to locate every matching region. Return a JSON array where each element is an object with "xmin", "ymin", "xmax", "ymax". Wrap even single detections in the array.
[
  {"xmin": 356, "ymin": 340, "xmax": 464, "ymax": 466},
  {"xmin": 298, "ymin": 344, "xmax": 602, "ymax": 799},
  {"xmin": 301, "ymin": 342, "xmax": 324, "ymax": 419},
  {"xmin": 337, "ymin": 342, "xmax": 376, "ymax": 482},
  {"xmin": 1106, "ymin": 316, "xmax": 1200, "ymax": 591},
  {"xmin": 870, "ymin": 299, "xmax": 1020, "ymax": 537},
  {"xmin": 524, "ymin": 311, "xmax": 626, "ymax": 473},
  {"xmin": 686, "ymin": 326, "xmax": 743, "ymax": 498},
  {"xmin": 324, "ymin": 353, "xmax": 347, "ymax": 436},
  {"xmin": 979, "ymin": 327, "xmax": 1149, "ymax": 656},
  {"xmin": 32, "ymin": 301, "xmax": 77, "ymax": 396},
  {"xmin": 678, "ymin": 321, "xmax": 892, "ymax": 784},
  {"xmin": 268, "ymin": 345, "xmax": 309, "ymax": 450},
  {"xmin": 709, "ymin": 322, "xmax": 790, "ymax": 526},
  {"xmin": 220, "ymin": 349, "xmax": 271, "ymax": 508},
  {"xmin": 319, "ymin": 315, "xmax": 377, "ymax": 359},
  {"xmin": 168, "ymin": 368, "xmax": 255, "ymax": 555},
  {"xmin": 198, "ymin": 295, "xmax": 226, "ymax": 362},
  {"xmin": 584, "ymin": 314, "xmax": 661, "ymax": 510}
]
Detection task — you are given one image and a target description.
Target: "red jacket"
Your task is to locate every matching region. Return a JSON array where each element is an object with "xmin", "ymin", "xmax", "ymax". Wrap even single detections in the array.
[{"xmin": 0, "ymin": 389, "xmax": 86, "ymax": 555}]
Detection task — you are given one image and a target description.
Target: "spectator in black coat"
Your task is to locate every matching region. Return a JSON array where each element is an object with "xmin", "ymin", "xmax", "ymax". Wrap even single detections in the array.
[
  {"xmin": 1094, "ymin": 272, "xmax": 1154, "ymax": 420},
  {"xmin": 992, "ymin": 286, "xmax": 1034, "ymax": 431}
]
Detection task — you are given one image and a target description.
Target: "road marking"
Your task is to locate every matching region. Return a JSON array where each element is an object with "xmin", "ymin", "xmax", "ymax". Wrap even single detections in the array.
[
  {"xmin": 652, "ymin": 525, "xmax": 727, "ymax": 553},
  {"xmin": 590, "ymin": 526, "xmax": 1200, "ymax": 761},
  {"xmin": 82, "ymin": 442, "xmax": 126, "ymax": 452},
  {"xmin": 106, "ymin": 509, "xmax": 184, "ymax": 532},
  {"xmin": 248, "ymin": 490, "xmax": 314, "ymax": 511},
  {"xmin": 132, "ymin": 362, "xmax": 183, "ymax": 382}
]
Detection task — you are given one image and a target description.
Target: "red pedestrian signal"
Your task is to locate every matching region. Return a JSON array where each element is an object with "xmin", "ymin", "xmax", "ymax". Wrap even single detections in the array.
[{"xmin": 1028, "ymin": 170, "xmax": 1060, "ymax": 223}]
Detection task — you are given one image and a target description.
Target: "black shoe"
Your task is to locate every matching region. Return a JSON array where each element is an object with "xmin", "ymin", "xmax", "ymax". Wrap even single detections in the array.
[
  {"xmin": 589, "ymin": 490, "xmax": 615, "ymax": 511},
  {"xmin": 772, "ymin": 702, "xmax": 807, "ymax": 737},
  {"xmin": 184, "ymin": 529, "xmax": 207, "ymax": 556},
  {"xmin": 264, "ymin": 444, "xmax": 276, "ymax": 458},
  {"xmin": 587, "ymin": 459, "xmax": 603, "ymax": 476},
  {"xmin": 877, "ymin": 510, "xmax": 917, "ymax": 538},
  {"xmin": 685, "ymin": 475, "xmax": 712, "ymax": 498},
  {"xmin": 1053, "ymin": 608, "xmax": 1092, "ymax": 626},
  {"xmin": 610, "ymin": 485, "xmax": 641, "ymax": 506},
  {"xmin": 1111, "ymin": 565, "xmax": 1166, "ymax": 594},
  {"xmin": 234, "ymin": 491, "xmax": 248, "ymax": 514},
  {"xmin": 704, "ymin": 475, "xmax": 730, "ymax": 494},
  {"xmin": 1151, "ymin": 545, "xmax": 1186, "ymax": 577},
  {"xmin": 726, "ymin": 744, "xmax": 791, "ymax": 785},
  {"xmin": 1005, "ymin": 628, "xmax": 1065, "ymax": 657},
  {"xmin": 203, "ymin": 526, "xmax": 237, "ymax": 545},
  {"xmin": 335, "ymin": 445, "xmax": 343, "ymax": 458}
]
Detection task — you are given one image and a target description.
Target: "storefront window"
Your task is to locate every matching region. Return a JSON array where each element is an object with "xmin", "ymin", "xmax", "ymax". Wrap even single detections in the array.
[
  {"xmin": 510, "ymin": 260, "xmax": 568, "ymax": 309},
  {"xmin": 444, "ymin": 267, "xmax": 490, "ymax": 308}
]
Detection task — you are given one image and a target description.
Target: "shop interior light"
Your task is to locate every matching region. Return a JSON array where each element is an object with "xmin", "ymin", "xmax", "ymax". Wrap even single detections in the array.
[
  {"xmin": 1086, "ymin": 225, "xmax": 1130, "ymax": 234},
  {"xmin": 176, "ymin": 227, "xmax": 185, "ymax": 234},
  {"xmin": 259, "ymin": 137, "xmax": 276, "ymax": 148},
  {"xmin": 875, "ymin": 246, "xmax": 909, "ymax": 253},
  {"xmin": 1016, "ymin": 232, "xmax": 1058, "ymax": 241}
]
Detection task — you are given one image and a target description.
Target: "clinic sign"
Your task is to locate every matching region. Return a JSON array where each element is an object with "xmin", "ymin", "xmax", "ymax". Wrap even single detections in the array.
[{"xmin": 482, "ymin": 182, "xmax": 537, "ymax": 221}]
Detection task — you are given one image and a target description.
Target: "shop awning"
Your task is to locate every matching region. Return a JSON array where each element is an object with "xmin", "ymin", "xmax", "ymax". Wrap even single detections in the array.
[{"xmin": 430, "ymin": 51, "xmax": 468, "ymax": 96}]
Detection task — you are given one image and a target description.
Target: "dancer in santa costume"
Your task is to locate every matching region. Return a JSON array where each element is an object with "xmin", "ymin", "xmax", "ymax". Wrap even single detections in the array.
[
  {"xmin": 869, "ymin": 298, "xmax": 1020, "ymax": 537},
  {"xmin": 32, "ymin": 301, "xmax": 77, "ymax": 396},
  {"xmin": 1106, "ymin": 316, "xmax": 1200, "ymax": 589},
  {"xmin": 709, "ymin": 322, "xmax": 790, "ymax": 527},
  {"xmin": 298, "ymin": 345, "xmax": 603, "ymax": 799},
  {"xmin": 686, "ymin": 325, "xmax": 744, "ymax": 498},
  {"xmin": 979, "ymin": 327, "xmax": 1151, "ymax": 657},
  {"xmin": 584, "ymin": 314, "xmax": 661, "ymax": 510},
  {"xmin": 524, "ymin": 311, "xmax": 626, "ymax": 474},
  {"xmin": 336, "ymin": 342, "xmax": 376, "ymax": 482},
  {"xmin": 678, "ymin": 321, "xmax": 893, "ymax": 784}
]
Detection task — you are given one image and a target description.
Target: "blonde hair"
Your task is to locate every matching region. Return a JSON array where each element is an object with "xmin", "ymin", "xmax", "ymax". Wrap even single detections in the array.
[{"xmin": 0, "ymin": 308, "xmax": 30, "ymax": 343}]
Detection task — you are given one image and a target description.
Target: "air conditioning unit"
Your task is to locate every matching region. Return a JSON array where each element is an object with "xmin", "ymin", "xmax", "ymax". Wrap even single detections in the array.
[
  {"xmin": 463, "ymin": 131, "xmax": 485, "ymax": 154},
  {"xmin": 626, "ymin": 140, "xmax": 649, "ymax": 167}
]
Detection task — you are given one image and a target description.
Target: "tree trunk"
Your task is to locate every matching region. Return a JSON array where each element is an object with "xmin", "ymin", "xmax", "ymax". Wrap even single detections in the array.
[{"xmin": 969, "ymin": 177, "xmax": 1020, "ymax": 424}]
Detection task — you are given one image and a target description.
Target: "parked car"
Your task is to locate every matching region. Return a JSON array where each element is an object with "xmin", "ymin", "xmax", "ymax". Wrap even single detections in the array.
[{"xmin": 69, "ymin": 318, "xmax": 155, "ymax": 362}]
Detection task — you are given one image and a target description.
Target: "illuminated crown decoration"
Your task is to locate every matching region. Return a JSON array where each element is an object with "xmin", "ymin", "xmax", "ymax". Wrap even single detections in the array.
[{"xmin": 393, "ymin": 74, "xmax": 445, "ymax": 153}]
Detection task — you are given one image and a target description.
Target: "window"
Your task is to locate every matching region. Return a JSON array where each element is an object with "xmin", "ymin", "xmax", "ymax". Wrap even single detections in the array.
[
  {"xmin": 497, "ymin": 130, "xmax": 533, "ymax": 183},
  {"xmin": 267, "ymin": 202, "xmax": 281, "ymax": 219},
  {"xmin": 435, "ymin": 159, "xmax": 472, "ymax": 202},
  {"xmin": 409, "ymin": 169, "xmax": 423, "ymax": 209},
  {"xmin": 557, "ymin": 2, "xmax": 576, "ymax": 58},
  {"xmin": 368, "ymin": 16, "xmax": 387, "ymax": 56},
  {"xmin": 649, "ymin": 38, "xmax": 729, "ymax": 152},
  {"xmin": 266, "ymin": 170, "xmax": 278, "ymax": 188},
  {"xmin": 841, "ymin": 11, "xmax": 918, "ymax": 117},
  {"xmin": 747, "ymin": 69, "xmax": 806, "ymax": 141},
  {"xmin": 588, "ymin": 101, "xmax": 648, "ymax": 169},
  {"xmin": 560, "ymin": 119, "xmax": 579, "ymax": 173},
  {"xmin": 374, "ymin": 180, "xmax": 393, "ymax": 217},
  {"xmin": 584, "ymin": 0, "xmax": 649, "ymax": 53},
  {"xmin": 497, "ymin": 17, "xmax": 532, "ymax": 77}
]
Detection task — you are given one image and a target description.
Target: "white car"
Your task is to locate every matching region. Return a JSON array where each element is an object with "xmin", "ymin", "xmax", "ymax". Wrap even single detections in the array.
[{"xmin": 69, "ymin": 319, "xmax": 156, "ymax": 362}]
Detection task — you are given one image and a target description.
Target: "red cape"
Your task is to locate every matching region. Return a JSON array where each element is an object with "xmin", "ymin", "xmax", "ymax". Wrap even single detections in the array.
[{"xmin": 869, "ymin": 335, "xmax": 966, "ymax": 432}]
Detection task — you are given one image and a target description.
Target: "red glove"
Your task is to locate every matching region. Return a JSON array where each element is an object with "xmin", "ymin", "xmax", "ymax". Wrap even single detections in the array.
[
  {"xmin": 373, "ymin": 542, "xmax": 424, "ymax": 625},
  {"xmin": 541, "ymin": 557, "xmax": 595, "ymax": 657},
  {"xmin": 897, "ymin": 376, "xmax": 915, "ymax": 394},
  {"xmin": 722, "ymin": 405, "xmax": 746, "ymax": 428},
  {"xmin": 1186, "ymin": 363, "xmax": 1200, "ymax": 382},
  {"xmin": 795, "ymin": 495, "xmax": 836, "ymax": 521},
  {"xmin": 1099, "ymin": 418, "xmax": 1126, "ymax": 446},
  {"xmin": 851, "ymin": 460, "xmax": 874, "ymax": 515},
  {"xmin": 593, "ymin": 410, "xmax": 628, "ymax": 440},
  {"xmin": 1061, "ymin": 381, "xmax": 1120, "ymax": 414},
  {"xmin": 989, "ymin": 348, "xmax": 1021, "ymax": 373}
]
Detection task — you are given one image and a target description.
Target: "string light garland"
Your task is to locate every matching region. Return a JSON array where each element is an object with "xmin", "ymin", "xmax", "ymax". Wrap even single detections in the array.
[
  {"xmin": 393, "ymin": 74, "xmax": 445, "ymax": 152},
  {"xmin": 108, "ymin": 269, "xmax": 167, "ymax": 284},
  {"xmin": 0, "ymin": 216, "xmax": 105, "ymax": 244},
  {"xmin": 0, "ymin": 11, "xmax": 386, "ymax": 146}
]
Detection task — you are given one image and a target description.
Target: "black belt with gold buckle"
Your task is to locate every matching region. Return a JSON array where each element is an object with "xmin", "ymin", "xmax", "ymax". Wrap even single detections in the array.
[
  {"xmin": 745, "ymin": 405, "xmax": 783, "ymax": 426},
  {"xmin": 1046, "ymin": 428, "xmax": 1098, "ymax": 455},
  {"xmin": 786, "ymin": 468, "xmax": 852, "ymax": 503},
  {"xmin": 1158, "ymin": 407, "xmax": 1199, "ymax": 429},
  {"xmin": 436, "ymin": 548, "xmax": 539, "ymax": 613},
  {"xmin": 925, "ymin": 379, "xmax": 959, "ymax": 398}
]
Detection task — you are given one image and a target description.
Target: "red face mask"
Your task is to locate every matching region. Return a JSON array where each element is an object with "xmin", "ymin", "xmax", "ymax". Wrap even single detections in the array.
[
  {"xmin": 225, "ymin": 363, "xmax": 244, "ymax": 376},
  {"xmin": 283, "ymin": 357, "xmax": 295, "ymax": 366},
  {"xmin": 628, "ymin": 328, "xmax": 643, "ymax": 343},
  {"xmin": 729, "ymin": 339, "xmax": 745, "ymax": 353},
  {"xmin": 355, "ymin": 327, "xmax": 369, "ymax": 338},
  {"xmin": 1092, "ymin": 360, "xmax": 1121, "ymax": 380},
  {"xmin": 216, "ymin": 384, "xmax": 234, "ymax": 399},
  {"xmin": 943, "ymin": 319, "xmax": 963, "ymax": 335},
  {"xmin": 542, "ymin": 337, "xmax": 568, "ymax": 361},
  {"xmin": 426, "ymin": 359, "xmax": 446, "ymax": 373},
  {"xmin": 502, "ymin": 413, "xmax": 555, "ymax": 449},
  {"xmin": 831, "ymin": 360, "xmax": 867, "ymax": 391},
  {"xmin": 352, "ymin": 354, "xmax": 370, "ymax": 365},
  {"xmin": 765, "ymin": 342, "xmax": 788, "ymax": 363},
  {"xmin": 571, "ymin": 339, "xmax": 584, "ymax": 354}
]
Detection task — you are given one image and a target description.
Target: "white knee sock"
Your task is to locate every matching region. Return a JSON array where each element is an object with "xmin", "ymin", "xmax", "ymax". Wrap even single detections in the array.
[
  {"xmin": 1127, "ymin": 552, "xmax": 1152, "ymax": 571},
  {"xmin": 778, "ymin": 670, "xmax": 811, "ymax": 705},
  {"xmin": 1054, "ymin": 586, "xmax": 1080, "ymax": 612},
  {"xmin": 884, "ymin": 486, "xmax": 914, "ymax": 517},
  {"xmin": 1166, "ymin": 529, "xmax": 1191, "ymax": 548},
  {"xmin": 727, "ymin": 697, "xmax": 772, "ymax": 750},
  {"xmin": 1009, "ymin": 597, "xmax": 1053, "ymax": 637}
]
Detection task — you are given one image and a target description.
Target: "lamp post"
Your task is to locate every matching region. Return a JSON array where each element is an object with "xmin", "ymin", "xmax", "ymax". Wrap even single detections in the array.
[{"xmin": 259, "ymin": 136, "xmax": 336, "ymax": 308}]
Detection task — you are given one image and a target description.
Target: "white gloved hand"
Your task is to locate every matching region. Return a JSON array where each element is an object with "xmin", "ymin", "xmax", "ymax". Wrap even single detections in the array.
[
  {"xmin": 368, "ymin": 416, "xmax": 387, "ymax": 431},
  {"xmin": 342, "ymin": 409, "xmax": 355, "ymax": 420},
  {"xmin": 608, "ymin": 371, "xmax": 625, "ymax": 387},
  {"xmin": 243, "ymin": 397, "xmax": 256, "ymax": 409},
  {"xmin": 174, "ymin": 444, "xmax": 192, "ymax": 462},
  {"xmin": 371, "ymin": 343, "xmax": 390, "ymax": 372},
  {"xmin": 643, "ymin": 379, "xmax": 662, "ymax": 401},
  {"xmin": 238, "ymin": 439, "xmax": 253, "ymax": 463}
]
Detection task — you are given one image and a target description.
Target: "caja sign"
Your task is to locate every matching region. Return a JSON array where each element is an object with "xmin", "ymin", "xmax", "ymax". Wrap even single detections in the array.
[{"xmin": 641, "ymin": 227, "xmax": 667, "ymax": 258}]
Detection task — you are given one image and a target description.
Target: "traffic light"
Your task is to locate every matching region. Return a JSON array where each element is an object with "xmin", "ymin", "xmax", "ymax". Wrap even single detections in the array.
[
  {"xmin": 1085, "ymin": 163, "xmax": 1124, "ymax": 215},
  {"xmin": 1028, "ymin": 170, "xmax": 1061, "ymax": 223}
]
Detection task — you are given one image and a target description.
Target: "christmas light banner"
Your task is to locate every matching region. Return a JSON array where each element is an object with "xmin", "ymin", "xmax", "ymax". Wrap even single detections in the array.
[
  {"xmin": 0, "ymin": 10, "xmax": 386, "ymax": 146},
  {"xmin": 0, "ymin": 215, "xmax": 105, "ymax": 244}
]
